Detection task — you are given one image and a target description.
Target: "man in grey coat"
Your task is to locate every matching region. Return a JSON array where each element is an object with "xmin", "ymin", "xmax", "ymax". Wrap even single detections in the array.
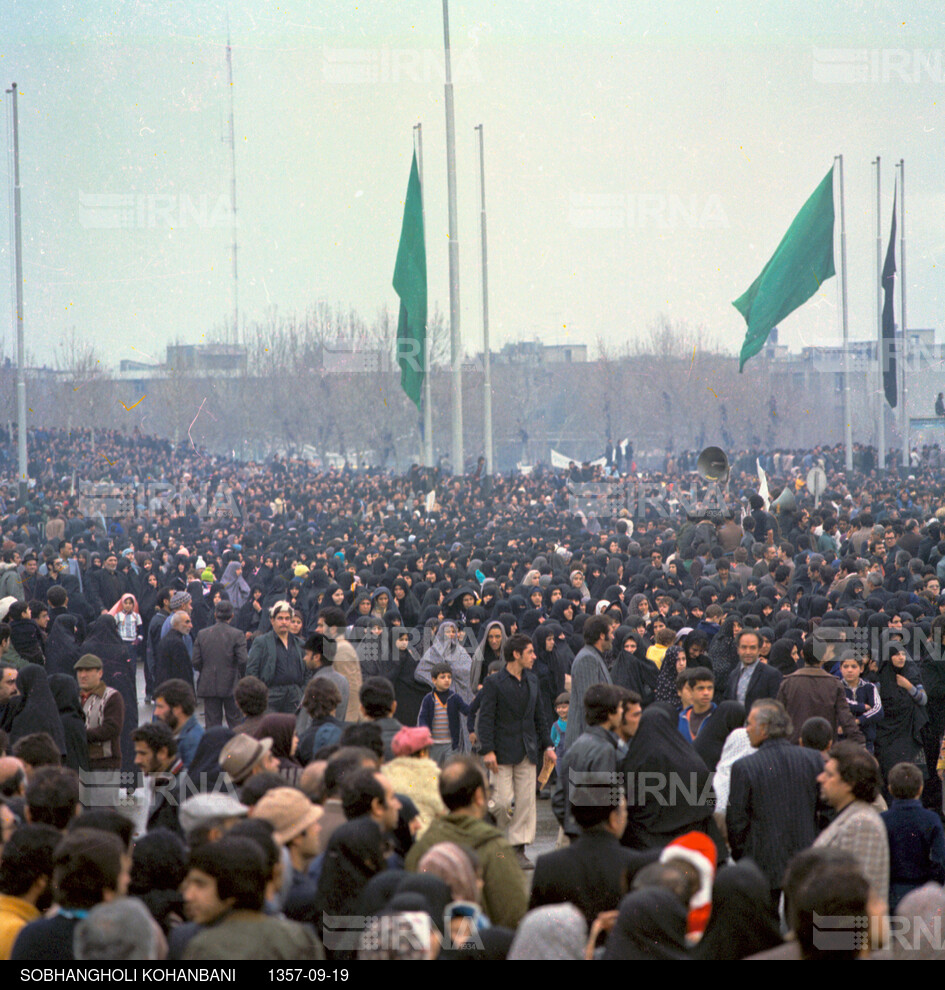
[
  {"xmin": 563, "ymin": 615, "xmax": 614, "ymax": 752},
  {"xmin": 192, "ymin": 600, "xmax": 249, "ymax": 728},
  {"xmin": 554, "ymin": 682, "xmax": 623, "ymax": 839}
]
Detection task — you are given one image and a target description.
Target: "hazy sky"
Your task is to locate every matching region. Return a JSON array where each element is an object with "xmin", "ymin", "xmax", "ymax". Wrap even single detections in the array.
[{"xmin": 1, "ymin": 0, "xmax": 943, "ymax": 369}]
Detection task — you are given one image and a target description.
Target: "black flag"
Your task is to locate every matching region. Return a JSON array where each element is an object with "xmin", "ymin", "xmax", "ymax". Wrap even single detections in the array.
[{"xmin": 882, "ymin": 188, "xmax": 897, "ymax": 408}]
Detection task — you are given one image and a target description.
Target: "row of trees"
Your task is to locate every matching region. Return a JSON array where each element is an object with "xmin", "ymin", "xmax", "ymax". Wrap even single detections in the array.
[{"xmin": 0, "ymin": 313, "xmax": 893, "ymax": 471}]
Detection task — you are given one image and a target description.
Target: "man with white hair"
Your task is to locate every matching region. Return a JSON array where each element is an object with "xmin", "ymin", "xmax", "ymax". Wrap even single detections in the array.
[
  {"xmin": 247, "ymin": 601, "xmax": 308, "ymax": 714},
  {"xmin": 73, "ymin": 898, "xmax": 163, "ymax": 960}
]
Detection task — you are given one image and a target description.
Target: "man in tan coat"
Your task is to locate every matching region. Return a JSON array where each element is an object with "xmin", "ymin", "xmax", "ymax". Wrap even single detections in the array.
[{"xmin": 316, "ymin": 607, "xmax": 361, "ymax": 722}]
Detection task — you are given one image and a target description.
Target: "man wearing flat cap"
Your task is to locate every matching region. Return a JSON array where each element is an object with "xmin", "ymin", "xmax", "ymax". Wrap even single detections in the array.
[{"xmin": 75, "ymin": 654, "xmax": 124, "ymax": 773}]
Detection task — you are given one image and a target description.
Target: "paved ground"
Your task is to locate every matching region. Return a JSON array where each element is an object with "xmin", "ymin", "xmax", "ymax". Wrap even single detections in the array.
[{"xmin": 527, "ymin": 792, "xmax": 560, "ymax": 864}]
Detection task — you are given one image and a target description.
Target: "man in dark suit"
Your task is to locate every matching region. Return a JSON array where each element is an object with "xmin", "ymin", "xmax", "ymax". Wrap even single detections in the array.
[
  {"xmin": 724, "ymin": 628, "xmax": 782, "ymax": 709},
  {"xmin": 531, "ymin": 789, "xmax": 657, "ymax": 926},
  {"xmin": 478, "ymin": 632, "xmax": 556, "ymax": 868},
  {"xmin": 155, "ymin": 611, "xmax": 195, "ymax": 691},
  {"xmin": 192, "ymin": 600, "xmax": 249, "ymax": 728},
  {"xmin": 89, "ymin": 553, "xmax": 128, "ymax": 613},
  {"xmin": 726, "ymin": 698, "xmax": 823, "ymax": 905}
]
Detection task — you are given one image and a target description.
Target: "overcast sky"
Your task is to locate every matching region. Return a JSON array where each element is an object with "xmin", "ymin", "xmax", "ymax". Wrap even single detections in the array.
[{"xmin": 1, "ymin": 0, "xmax": 943, "ymax": 369}]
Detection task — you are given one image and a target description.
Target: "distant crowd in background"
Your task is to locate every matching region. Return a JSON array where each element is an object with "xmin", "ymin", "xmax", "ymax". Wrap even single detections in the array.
[{"xmin": 0, "ymin": 427, "xmax": 943, "ymax": 959}]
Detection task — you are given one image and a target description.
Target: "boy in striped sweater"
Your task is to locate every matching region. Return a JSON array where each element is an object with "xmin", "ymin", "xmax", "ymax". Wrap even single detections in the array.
[{"xmin": 418, "ymin": 663, "xmax": 470, "ymax": 766}]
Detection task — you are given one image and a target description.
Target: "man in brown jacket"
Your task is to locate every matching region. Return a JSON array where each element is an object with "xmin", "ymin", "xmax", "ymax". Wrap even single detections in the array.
[
  {"xmin": 777, "ymin": 639, "xmax": 864, "ymax": 746},
  {"xmin": 75, "ymin": 654, "xmax": 125, "ymax": 771}
]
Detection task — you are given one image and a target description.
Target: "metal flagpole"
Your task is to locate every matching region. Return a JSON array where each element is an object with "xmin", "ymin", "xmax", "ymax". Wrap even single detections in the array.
[
  {"xmin": 836, "ymin": 155, "xmax": 853, "ymax": 473},
  {"xmin": 475, "ymin": 124, "xmax": 493, "ymax": 477},
  {"xmin": 225, "ymin": 20, "xmax": 239, "ymax": 345},
  {"xmin": 6, "ymin": 83, "xmax": 27, "ymax": 505},
  {"xmin": 442, "ymin": 0, "xmax": 464, "ymax": 475},
  {"xmin": 875, "ymin": 157, "xmax": 885, "ymax": 471},
  {"xmin": 899, "ymin": 160, "xmax": 909, "ymax": 470},
  {"xmin": 414, "ymin": 123, "xmax": 433, "ymax": 467}
]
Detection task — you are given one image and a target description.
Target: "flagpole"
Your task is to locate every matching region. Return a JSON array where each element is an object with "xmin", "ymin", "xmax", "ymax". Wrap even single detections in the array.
[
  {"xmin": 475, "ymin": 123, "xmax": 493, "ymax": 477},
  {"xmin": 874, "ymin": 157, "xmax": 885, "ymax": 471},
  {"xmin": 225, "ymin": 20, "xmax": 239, "ymax": 347},
  {"xmin": 899, "ymin": 159, "xmax": 909, "ymax": 470},
  {"xmin": 6, "ymin": 82, "xmax": 27, "ymax": 505},
  {"xmin": 414, "ymin": 123, "xmax": 433, "ymax": 468},
  {"xmin": 442, "ymin": 0, "xmax": 464, "ymax": 475},
  {"xmin": 835, "ymin": 155, "xmax": 853, "ymax": 473}
]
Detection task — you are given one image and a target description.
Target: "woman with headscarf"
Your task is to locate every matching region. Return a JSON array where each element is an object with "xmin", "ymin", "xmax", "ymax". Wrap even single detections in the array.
[
  {"xmin": 768, "ymin": 637, "xmax": 801, "ymax": 676},
  {"xmin": 252, "ymin": 713, "xmax": 303, "ymax": 787},
  {"xmin": 354, "ymin": 615, "xmax": 390, "ymax": 679},
  {"xmin": 532, "ymin": 626, "xmax": 566, "ymax": 732},
  {"xmin": 220, "ymin": 561, "xmax": 251, "ymax": 611},
  {"xmin": 612, "ymin": 627, "xmax": 660, "ymax": 708},
  {"xmin": 237, "ymin": 585, "xmax": 265, "ymax": 636},
  {"xmin": 188, "ymin": 579, "xmax": 212, "ymax": 635},
  {"xmin": 386, "ymin": 628, "xmax": 427, "ymax": 729},
  {"xmin": 81, "ymin": 613, "xmax": 138, "ymax": 774},
  {"xmin": 48, "ymin": 674, "xmax": 90, "ymax": 772},
  {"xmin": 416, "ymin": 620, "xmax": 475, "ymax": 706},
  {"xmin": 706, "ymin": 615, "xmax": 742, "ymax": 685},
  {"xmin": 693, "ymin": 860, "xmax": 783, "ymax": 960},
  {"xmin": 346, "ymin": 591, "xmax": 373, "ymax": 627},
  {"xmin": 620, "ymin": 704, "xmax": 715, "ymax": 850},
  {"xmin": 603, "ymin": 887, "xmax": 689, "ymax": 960},
  {"xmin": 654, "ymin": 642, "xmax": 689, "ymax": 709},
  {"xmin": 873, "ymin": 640, "xmax": 929, "ymax": 781},
  {"xmin": 314, "ymin": 818, "xmax": 386, "ymax": 957},
  {"xmin": 416, "ymin": 841, "xmax": 479, "ymax": 904},
  {"xmin": 43, "ymin": 614, "xmax": 82, "ymax": 678},
  {"xmin": 9, "ymin": 665, "xmax": 67, "ymax": 757},
  {"xmin": 470, "ymin": 621, "xmax": 506, "ymax": 693},
  {"xmin": 508, "ymin": 904, "xmax": 588, "ymax": 961},
  {"xmin": 692, "ymin": 700, "xmax": 745, "ymax": 773}
]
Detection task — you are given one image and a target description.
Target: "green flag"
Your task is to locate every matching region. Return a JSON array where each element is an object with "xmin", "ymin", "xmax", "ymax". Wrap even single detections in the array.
[
  {"xmin": 393, "ymin": 150, "xmax": 427, "ymax": 409},
  {"xmin": 734, "ymin": 166, "xmax": 836, "ymax": 371}
]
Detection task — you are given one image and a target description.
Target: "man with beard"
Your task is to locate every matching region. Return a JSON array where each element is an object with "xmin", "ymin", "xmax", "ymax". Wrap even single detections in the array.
[
  {"xmin": 153, "ymin": 679, "xmax": 204, "ymax": 770},
  {"xmin": 0, "ymin": 824, "xmax": 61, "ymax": 959},
  {"xmin": 90, "ymin": 554, "xmax": 127, "ymax": 613},
  {"xmin": 133, "ymin": 722, "xmax": 185, "ymax": 835}
]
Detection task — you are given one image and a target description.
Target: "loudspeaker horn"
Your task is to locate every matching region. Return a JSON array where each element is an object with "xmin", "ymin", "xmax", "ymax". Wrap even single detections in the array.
[{"xmin": 696, "ymin": 446, "xmax": 729, "ymax": 484}]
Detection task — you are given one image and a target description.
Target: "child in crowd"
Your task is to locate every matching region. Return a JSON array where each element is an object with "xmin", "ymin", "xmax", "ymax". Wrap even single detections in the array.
[
  {"xmin": 646, "ymin": 627, "xmax": 676, "ymax": 670},
  {"xmin": 880, "ymin": 762, "xmax": 945, "ymax": 913},
  {"xmin": 418, "ymin": 663, "xmax": 470, "ymax": 766},
  {"xmin": 109, "ymin": 594, "xmax": 142, "ymax": 658},
  {"xmin": 839, "ymin": 655, "xmax": 883, "ymax": 752},
  {"xmin": 550, "ymin": 692, "xmax": 569, "ymax": 760}
]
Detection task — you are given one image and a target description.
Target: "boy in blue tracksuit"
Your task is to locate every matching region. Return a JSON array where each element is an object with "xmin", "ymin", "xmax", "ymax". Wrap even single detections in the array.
[
  {"xmin": 418, "ymin": 662, "xmax": 470, "ymax": 765},
  {"xmin": 838, "ymin": 655, "xmax": 883, "ymax": 752}
]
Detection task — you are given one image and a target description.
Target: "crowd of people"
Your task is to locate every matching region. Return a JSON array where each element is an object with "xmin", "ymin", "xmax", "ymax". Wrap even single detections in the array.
[{"xmin": 0, "ymin": 427, "xmax": 944, "ymax": 960}]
